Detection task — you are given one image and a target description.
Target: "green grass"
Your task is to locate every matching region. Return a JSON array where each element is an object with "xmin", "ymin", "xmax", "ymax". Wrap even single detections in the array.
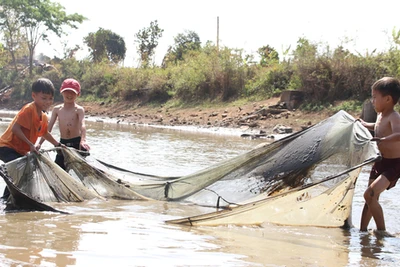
[{"xmin": 329, "ymin": 100, "xmax": 363, "ymax": 113}]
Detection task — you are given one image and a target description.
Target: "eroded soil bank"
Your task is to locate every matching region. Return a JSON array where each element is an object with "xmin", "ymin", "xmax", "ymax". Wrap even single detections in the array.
[{"xmin": 1, "ymin": 96, "xmax": 357, "ymax": 136}]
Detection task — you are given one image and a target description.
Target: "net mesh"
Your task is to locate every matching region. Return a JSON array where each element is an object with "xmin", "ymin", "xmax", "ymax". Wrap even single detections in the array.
[
  {"xmin": 0, "ymin": 110, "xmax": 380, "ymax": 226},
  {"xmin": 114, "ymin": 111, "xmax": 379, "ymax": 205}
]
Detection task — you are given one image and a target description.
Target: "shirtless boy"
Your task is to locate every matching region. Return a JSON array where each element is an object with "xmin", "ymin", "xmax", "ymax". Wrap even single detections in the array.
[
  {"xmin": 39, "ymin": 78, "xmax": 90, "ymax": 169},
  {"xmin": 358, "ymin": 77, "xmax": 400, "ymax": 232}
]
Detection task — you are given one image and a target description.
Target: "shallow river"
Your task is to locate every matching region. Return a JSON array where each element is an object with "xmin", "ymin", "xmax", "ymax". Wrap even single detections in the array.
[{"xmin": 0, "ymin": 111, "xmax": 399, "ymax": 267}]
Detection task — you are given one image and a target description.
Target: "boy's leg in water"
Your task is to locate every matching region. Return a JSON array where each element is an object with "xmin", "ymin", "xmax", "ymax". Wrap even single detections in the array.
[{"xmin": 362, "ymin": 175, "xmax": 390, "ymax": 231}]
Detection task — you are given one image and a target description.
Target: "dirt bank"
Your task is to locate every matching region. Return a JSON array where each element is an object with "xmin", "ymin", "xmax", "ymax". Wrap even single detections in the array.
[
  {"xmin": 80, "ymin": 98, "xmax": 345, "ymax": 135},
  {"xmin": 0, "ymin": 96, "xmax": 358, "ymax": 136}
]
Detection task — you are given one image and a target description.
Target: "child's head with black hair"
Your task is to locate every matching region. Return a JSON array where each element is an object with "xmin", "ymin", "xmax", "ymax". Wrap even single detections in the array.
[
  {"xmin": 371, "ymin": 77, "xmax": 400, "ymax": 105},
  {"xmin": 31, "ymin": 78, "xmax": 55, "ymax": 112},
  {"xmin": 32, "ymin": 78, "xmax": 55, "ymax": 96}
]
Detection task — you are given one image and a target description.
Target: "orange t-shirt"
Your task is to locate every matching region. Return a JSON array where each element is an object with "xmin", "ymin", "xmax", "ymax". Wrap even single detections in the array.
[{"xmin": 0, "ymin": 102, "xmax": 48, "ymax": 155}]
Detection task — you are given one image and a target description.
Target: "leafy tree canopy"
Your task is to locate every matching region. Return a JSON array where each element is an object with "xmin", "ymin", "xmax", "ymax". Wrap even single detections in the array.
[
  {"xmin": 292, "ymin": 37, "xmax": 318, "ymax": 60},
  {"xmin": 257, "ymin": 45, "xmax": 279, "ymax": 66},
  {"xmin": 163, "ymin": 30, "xmax": 201, "ymax": 66},
  {"xmin": 0, "ymin": 0, "xmax": 86, "ymax": 75},
  {"xmin": 84, "ymin": 28, "xmax": 126, "ymax": 64},
  {"xmin": 134, "ymin": 20, "xmax": 164, "ymax": 68}
]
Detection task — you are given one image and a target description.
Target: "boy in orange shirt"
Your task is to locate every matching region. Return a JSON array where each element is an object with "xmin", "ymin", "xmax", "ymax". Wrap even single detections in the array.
[{"xmin": 0, "ymin": 78, "xmax": 61, "ymax": 198}]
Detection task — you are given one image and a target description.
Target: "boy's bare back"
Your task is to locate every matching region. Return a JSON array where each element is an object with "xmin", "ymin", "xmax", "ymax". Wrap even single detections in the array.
[{"xmin": 52, "ymin": 103, "xmax": 85, "ymax": 139}]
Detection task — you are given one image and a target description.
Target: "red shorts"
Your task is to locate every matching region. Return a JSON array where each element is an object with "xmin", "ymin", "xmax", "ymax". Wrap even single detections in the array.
[{"xmin": 369, "ymin": 157, "xmax": 400, "ymax": 190}]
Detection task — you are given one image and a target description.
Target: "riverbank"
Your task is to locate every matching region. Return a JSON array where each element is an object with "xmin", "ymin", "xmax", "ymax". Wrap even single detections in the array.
[
  {"xmin": 80, "ymin": 97, "xmax": 342, "ymax": 135},
  {"xmin": 0, "ymin": 97, "xmax": 358, "ymax": 137}
]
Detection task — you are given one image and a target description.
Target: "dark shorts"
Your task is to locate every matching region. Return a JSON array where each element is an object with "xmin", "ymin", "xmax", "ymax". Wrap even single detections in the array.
[
  {"xmin": 0, "ymin": 146, "xmax": 23, "ymax": 163},
  {"xmin": 60, "ymin": 136, "xmax": 84, "ymax": 150},
  {"xmin": 0, "ymin": 146, "xmax": 24, "ymax": 198},
  {"xmin": 369, "ymin": 157, "xmax": 400, "ymax": 190},
  {"xmin": 55, "ymin": 136, "xmax": 88, "ymax": 170}
]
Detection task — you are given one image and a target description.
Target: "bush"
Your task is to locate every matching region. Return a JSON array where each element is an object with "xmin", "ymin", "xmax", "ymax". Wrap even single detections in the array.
[
  {"xmin": 2, "ymin": 35, "xmax": 400, "ymax": 110},
  {"xmin": 244, "ymin": 64, "xmax": 293, "ymax": 98},
  {"xmin": 81, "ymin": 62, "xmax": 117, "ymax": 98}
]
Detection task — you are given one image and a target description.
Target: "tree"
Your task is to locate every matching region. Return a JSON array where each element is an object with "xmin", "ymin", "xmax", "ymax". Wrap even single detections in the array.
[
  {"xmin": 0, "ymin": 0, "xmax": 26, "ymax": 72},
  {"xmin": 0, "ymin": 0, "xmax": 86, "ymax": 75},
  {"xmin": 134, "ymin": 20, "xmax": 163, "ymax": 67},
  {"xmin": 162, "ymin": 30, "xmax": 201, "ymax": 66},
  {"xmin": 257, "ymin": 45, "xmax": 279, "ymax": 67},
  {"xmin": 0, "ymin": 43, "xmax": 9, "ymax": 69},
  {"xmin": 84, "ymin": 28, "xmax": 126, "ymax": 64},
  {"xmin": 292, "ymin": 38, "xmax": 317, "ymax": 60},
  {"xmin": 60, "ymin": 42, "xmax": 80, "ymax": 59},
  {"xmin": 393, "ymin": 27, "xmax": 400, "ymax": 47}
]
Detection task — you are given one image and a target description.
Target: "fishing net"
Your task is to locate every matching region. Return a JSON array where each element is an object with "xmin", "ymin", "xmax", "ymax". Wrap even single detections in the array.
[
  {"xmin": 162, "ymin": 110, "xmax": 380, "ymax": 227},
  {"xmin": 102, "ymin": 110, "xmax": 378, "ymax": 227},
  {"xmin": 0, "ymin": 147, "xmax": 149, "ymax": 211},
  {"xmin": 0, "ymin": 110, "xmax": 380, "ymax": 227},
  {"xmin": 115, "ymin": 111, "xmax": 378, "ymax": 201}
]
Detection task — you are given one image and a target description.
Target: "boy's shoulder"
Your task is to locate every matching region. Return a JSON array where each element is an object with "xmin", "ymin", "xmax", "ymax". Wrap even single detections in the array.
[
  {"xmin": 54, "ymin": 103, "xmax": 64, "ymax": 108},
  {"xmin": 392, "ymin": 110, "xmax": 400, "ymax": 116},
  {"xmin": 75, "ymin": 103, "xmax": 84, "ymax": 108},
  {"xmin": 75, "ymin": 103, "xmax": 85, "ymax": 112},
  {"xmin": 18, "ymin": 102, "xmax": 35, "ymax": 115},
  {"xmin": 52, "ymin": 103, "xmax": 64, "ymax": 111},
  {"xmin": 388, "ymin": 110, "xmax": 400, "ymax": 121},
  {"xmin": 53, "ymin": 103, "xmax": 83, "ymax": 109}
]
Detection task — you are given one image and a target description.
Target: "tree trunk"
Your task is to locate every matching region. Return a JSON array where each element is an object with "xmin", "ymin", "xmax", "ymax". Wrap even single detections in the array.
[{"xmin": 29, "ymin": 47, "xmax": 34, "ymax": 76}]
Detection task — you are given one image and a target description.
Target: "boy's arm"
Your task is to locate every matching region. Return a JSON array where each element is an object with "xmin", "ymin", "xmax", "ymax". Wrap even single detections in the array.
[
  {"xmin": 42, "ymin": 131, "xmax": 62, "ymax": 147},
  {"xmin": 47, "ymin": 107, "xmax": 58, "ymax": 132},
  {"xmin": 358, "ymin": 118, "xmax": 375, "ymax": 130},
  {"xmin": 78, "ymin": 107, "xmax": 90, "ymax": 150},
  {"xmin": 12, "ymin": 123, "xmax": 38, "ymax": 154},
  {"xmin": 37, "ymin": 107, "xmax": 58, "ymax": 149}
]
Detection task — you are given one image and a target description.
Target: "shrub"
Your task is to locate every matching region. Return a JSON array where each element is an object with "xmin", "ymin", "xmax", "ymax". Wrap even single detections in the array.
[{"xmin": 244, "ymin": 64, "xmax": 293, "ymax": 98}]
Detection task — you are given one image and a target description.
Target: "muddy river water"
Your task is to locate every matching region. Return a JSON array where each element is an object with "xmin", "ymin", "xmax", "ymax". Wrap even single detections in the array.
[{"xmin": 0, "ymin": 111, "xmax": 399, "ymax": 266}]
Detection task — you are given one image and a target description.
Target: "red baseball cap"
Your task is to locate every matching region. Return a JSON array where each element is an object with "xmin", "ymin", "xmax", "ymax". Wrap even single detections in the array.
[{"xmin": 60, "ymin": 78, "xmax": 81, "ymax": 95}]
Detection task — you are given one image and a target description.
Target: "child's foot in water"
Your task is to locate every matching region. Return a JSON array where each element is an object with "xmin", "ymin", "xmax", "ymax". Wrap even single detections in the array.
[{"xmin": 373, "ymin": 229, "xmax": 395, "ymax": 238}]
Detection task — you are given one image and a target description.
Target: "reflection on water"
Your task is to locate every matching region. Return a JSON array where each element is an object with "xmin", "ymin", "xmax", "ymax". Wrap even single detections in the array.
[
  {"xmin": 1, "ymin": 111, "xmax": 400, "ymax": 266},
  {"xmin": 83, "ymin": 119, "xmax": 263, "ymax": 177}
]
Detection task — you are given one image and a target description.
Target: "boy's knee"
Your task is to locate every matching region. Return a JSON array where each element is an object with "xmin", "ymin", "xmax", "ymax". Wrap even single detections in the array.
[{"xmin": 363, "ymin": 187, "xmax": 376, "ymax": 203}]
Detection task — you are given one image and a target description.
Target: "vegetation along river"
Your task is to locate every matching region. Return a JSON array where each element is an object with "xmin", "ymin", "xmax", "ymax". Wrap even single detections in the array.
[{"xmin": 0, "ymin": 111, "xmax": 399, "ymax": 267}]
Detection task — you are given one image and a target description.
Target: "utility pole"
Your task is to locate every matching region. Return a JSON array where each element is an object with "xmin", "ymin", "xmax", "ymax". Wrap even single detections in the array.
[{"xmin": 217, "ymin": 16, "xmax": 219, "ymax": 51}]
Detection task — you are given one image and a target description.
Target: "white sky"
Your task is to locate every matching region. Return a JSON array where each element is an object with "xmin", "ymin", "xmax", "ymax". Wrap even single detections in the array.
[{"xmin": 37, "ymin": 0, "xmax": 400, "ymax": 66}]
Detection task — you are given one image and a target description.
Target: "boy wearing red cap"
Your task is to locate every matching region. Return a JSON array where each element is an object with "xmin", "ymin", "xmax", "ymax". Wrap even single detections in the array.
[{"xmin": 38, "ymin": 78, "xmax": 90, "ymax": 169}]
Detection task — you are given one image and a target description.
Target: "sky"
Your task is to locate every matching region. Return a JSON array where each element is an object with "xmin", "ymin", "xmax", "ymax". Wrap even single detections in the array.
[{"xmin": 37, "ymin": 0, "xmax": 400, "ymax": 67}]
